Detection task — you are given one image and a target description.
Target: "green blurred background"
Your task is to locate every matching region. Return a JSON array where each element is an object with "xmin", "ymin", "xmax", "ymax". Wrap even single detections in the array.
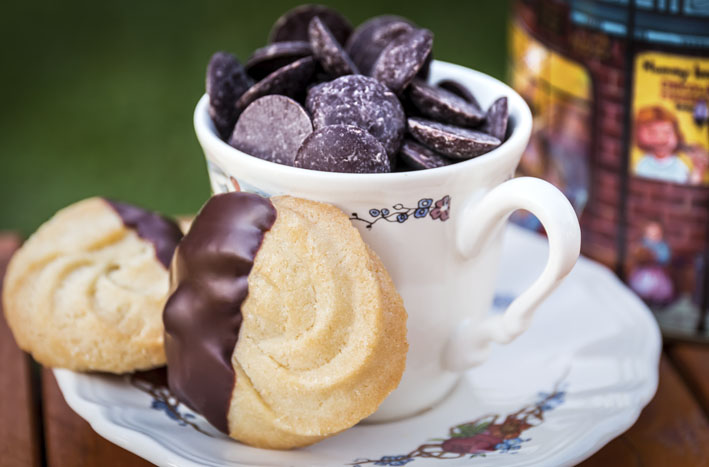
[{"xmin": 0, "ymin": 0, "xmax": 510, "ymax": 235}]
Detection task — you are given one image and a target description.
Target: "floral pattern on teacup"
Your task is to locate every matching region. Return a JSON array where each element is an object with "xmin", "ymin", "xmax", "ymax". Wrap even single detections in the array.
[{"xmin": 350, "ymin": 196, "xmax": 451, "ymax": 229}]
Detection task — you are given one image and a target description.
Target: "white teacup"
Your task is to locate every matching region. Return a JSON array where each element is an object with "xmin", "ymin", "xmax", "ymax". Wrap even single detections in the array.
[{"xmin": 194, "ymin": 61, "xmax": 581, "ymax": 422}]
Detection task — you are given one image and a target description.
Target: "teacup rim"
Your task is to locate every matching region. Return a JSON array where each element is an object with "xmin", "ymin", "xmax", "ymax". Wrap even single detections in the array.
[{"xmin": 194, "ymin": 60, "xmax": 533, "ymax": 183}]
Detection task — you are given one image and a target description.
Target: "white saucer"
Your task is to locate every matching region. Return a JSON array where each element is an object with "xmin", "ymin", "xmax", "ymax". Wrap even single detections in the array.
[{"xmin": 54, "ymin": 225, "xmax": 661, "ymax": 467}]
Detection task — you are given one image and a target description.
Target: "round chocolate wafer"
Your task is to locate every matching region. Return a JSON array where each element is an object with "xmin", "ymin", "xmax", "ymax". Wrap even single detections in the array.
[
  {"xmin": 346, "ymin": 17, "xmax": 414, "ymax": 75},
  {"xmin": 371, "ymin": 28, "xmax": 433, "ymax": 94},
  {"xmin": 269, "ymin": 5, "xmax": 352, "ymax": 45},
  {"xmin": 407, "ymin": 78, "xmax": 485, "ymax": 128},
  {"xmin": 235, "ymin": 57, "xmax": 316, "ymax": 114},
  {"xmin": 294, "ymin": 124, "xmax": 390, "ymax": 173},
  {"xmin": 229, "ymin": 95, "xmax": 313, "ymax": 166},
  {"xmin": 306, "ymin": 75, "xmax": 405, "ymax": 158},
  {"xmin": 206, "ymin": 52, "xmax": 252, "ymax": 140},
  {"xmin": 399, "ymin": 138, "xmax": 452, "ymax": 170},
  {"xmin": 481, "ymin": 96, "xmax": 509, "ymax": 141},
  {"xmin": 418, "ymin": 51, "xmax": 432, "ymax": 81},
  {"xmin": 245, "ymin": 41, "xmax": 312, "ymax": 81},
  {"xmin": 436, "ymin": 79, "xmax": 482, "ymax": 111},
  {"xmin": 308, "ymin": 16, "xmax": 358, "ymax": 77},
  {"xmin": 407, "ymin": 117, "xmax": 501, "ymax": 159}
]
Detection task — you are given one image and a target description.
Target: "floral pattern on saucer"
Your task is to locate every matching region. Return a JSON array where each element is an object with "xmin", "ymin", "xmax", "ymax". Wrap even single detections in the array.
[
  {"xmin": 129, "ymin": 370, "xmax": 566, "ymax": 466},
  {"xmin": 350, "ymin": 382, "xmax": 566, "ymax": 465},
  {"xmin": 130, "ymin": 370, "xmax": 214, "ymax": 437}
]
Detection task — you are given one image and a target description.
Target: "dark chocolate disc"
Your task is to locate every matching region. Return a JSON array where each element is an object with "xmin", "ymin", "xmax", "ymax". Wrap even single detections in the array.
[
  {"xmin": 294, "ymin": 124, "xmax": 390, "ymax": 173},
  {"xmin": 269, "ymin": 4, "xmax": 352, "ymax": 45},
  {"xmin": 229, "ymin": 95, "xmax": 313, "ymax": 166},
  {"xmin": 398, "ymin": 138, "xmax": 452, "ymax": 170},
  {"xmin": 407, "ymin": 78, "xmax": 485, "ymax": 128},
  {"xmin": 417, "ymin": 51, "xmax": 432, "ymax": 81},
  {"xmin": 407, "ymin": 117, "xmax": 501, "ymax": 159},
  {"xmin": 206, "ymin": 52, "xmax": 252, "ymax": 140},
  {"xmin": 235, "ymin": 57, "xmax": 316, "ymax": 114},
  {"xmin": 371, "ymin": 28, "xmax": 433, "ymax": 94},
  {"xmin": 245, "ymin": 41, "xmax": 312, "ymax": 81},
  {"xmin": 481, "ymin": 96, "xmax": 509, "ymax": 141},
  {"xmin": 308, "ymin": 16, "xmax": 358, "ymax": 77},
  {"xmin": 345, "ymin": 16, "xmax": 415, "ymax": 75},
  {"xmin": 436, "ymin": 79, "xmax": 482, "ymax": 110},
  {"xmin": 305, "ymin": 75, "xmax": 405, "ymax": 158}
]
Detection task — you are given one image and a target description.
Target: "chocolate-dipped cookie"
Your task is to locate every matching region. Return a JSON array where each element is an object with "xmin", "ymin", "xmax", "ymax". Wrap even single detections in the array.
[
  {"xmin": 2, "ymin": 198, "xmax": 182, "ymax": 373},
  {"xmin": 164, "ymin": 192, "xmax": 407, "ymax": 449}
]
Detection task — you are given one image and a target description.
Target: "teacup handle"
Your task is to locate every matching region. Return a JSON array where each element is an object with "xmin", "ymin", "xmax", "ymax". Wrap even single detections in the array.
[{"xmin": 443, "ymin": 177, "xmax": 581, "ymax": 372}]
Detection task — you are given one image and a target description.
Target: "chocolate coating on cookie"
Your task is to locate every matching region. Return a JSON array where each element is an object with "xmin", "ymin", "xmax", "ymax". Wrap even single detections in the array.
[
  {"xmin": 407, "ymin": 117, "xmax": 501, "ymax": 159},
  {"xmin": 308, "ymin": 16, "xmax": 358, "ymax": 77},
  {"xmin": 398, "ymin": 139, "xmax": 452, "ymax": 170},
  {"xmin": 206, "ymin": 52, "xmax": 252, "ymax": 140},
  {"xmin": 245, "ymin": 41, "xmax": 312, "ymax": 81},
  {"xmin": 163, "ymin": 192, "xmax": 277, "ymax": 433},
  {"xmin": 104, "ymin": 199, "xmax": 183, "ymax": 269},
  {"xmin": 229, "ymin": 95, "xmax": 313, "ymax": 166},
  {"xmin": 407, "ymin": 78, "xmax": 485, "ymax": 128},
  {"xmin": 371, "ymin": 28, "xmax": 433, "ymax": 94},
  {"xmin": 306, "ymin": 75, "xmax": 405, "ymax": 157},
  {"xmin": 269, "ymin": 4, "xmax": 352, "ymax": 45},
  {"xmin": 236, "ymin": 57, "xmax": 316, "ymax": 114},
  {"xmin": 481, "ymin": 96, "xmax": 509, "ymax": 141},
  {"xmin": 294, "ymin": 125, "xmax": 390, "ymax": 173}
]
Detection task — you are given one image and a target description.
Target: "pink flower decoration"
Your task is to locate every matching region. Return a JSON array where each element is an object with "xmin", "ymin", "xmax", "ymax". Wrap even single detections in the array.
[
  {"xmin": 441, "ymin": 433, "xmax": 503, "ymax": 453},
  {"xmin": 430, "ymin": 195, "xmax": 451, "ymax": 221}
]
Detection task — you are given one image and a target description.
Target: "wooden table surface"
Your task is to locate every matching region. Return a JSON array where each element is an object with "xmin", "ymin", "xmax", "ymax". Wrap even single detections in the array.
[{"xmin": 1, "ymin": 234, "xmax": 709, "ymax": 466}]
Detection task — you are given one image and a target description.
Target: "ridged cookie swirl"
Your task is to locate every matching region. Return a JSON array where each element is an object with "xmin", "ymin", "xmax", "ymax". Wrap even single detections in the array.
[
  {"xmin": 2, "ymin": 197, "xmax": 182, "ymax": 373},
  {"xmin": 164, "ymin": 193, "xmax": 408, "ymax": 449}
]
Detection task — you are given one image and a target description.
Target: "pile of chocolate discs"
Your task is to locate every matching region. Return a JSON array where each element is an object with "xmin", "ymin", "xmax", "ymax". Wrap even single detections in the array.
[{"xmin": 206, "ymin": 4, "xmax": 509, "ymax": 173}]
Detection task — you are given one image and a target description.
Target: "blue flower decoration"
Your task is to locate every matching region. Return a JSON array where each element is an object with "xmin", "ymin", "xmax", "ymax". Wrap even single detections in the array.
[
  {"xmin": 151, "ymin": 400, "xmax": 176, "ymax": 419},
  {"xmin": 494, "ymin": 437, "xmax": 525, "ymax": 453},
  {"xmin": 414, "ymin": 207, "xmax": 429, "ymax": 218},
  {"xmin": 374, "ymin": 455, "xmax": 415, "ymax": 466},
  {"xmin": 381, "ymin": 208, "xmax": 390, "ymax": 216},
  {"xmin": 396, "ymin": 213, "xmax": 408, "ymax": 223},
  {"xmin": 418, "ymin": 198, "xmax": 433, "ymax": 208},
  {"xmin": 537, "ymin": 391, "xmax": 565, "ymax": 411},
  {"xmin": 151, "ymin": 399, "xmax": 194, "ymax": 426},
  {"xmin": 492, "ymin": 294, "xmax": 515, "ymax": 311},
  {"xmin": 369, "ymin": 209, "xmax": 381, "ymax": 218}
]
